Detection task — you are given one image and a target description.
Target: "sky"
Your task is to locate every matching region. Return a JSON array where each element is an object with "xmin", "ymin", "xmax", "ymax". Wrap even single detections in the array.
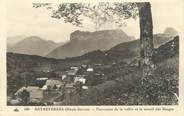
[{"xmin": 7, "ymin": 0, "xmax": 184, "ymax": 43}]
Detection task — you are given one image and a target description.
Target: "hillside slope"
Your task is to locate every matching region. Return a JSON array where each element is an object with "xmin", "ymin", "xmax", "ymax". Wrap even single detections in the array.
[
  {"xmin": 47, "ymin": 29, "xmax": 135, "ymax": 59},
  {"xmin": 8, "ymin": 36, "xmax": 63, "ymax": 56},
  {"xmin": 7, "ymin": 34, "xmax": 177, "ymax": 72}
]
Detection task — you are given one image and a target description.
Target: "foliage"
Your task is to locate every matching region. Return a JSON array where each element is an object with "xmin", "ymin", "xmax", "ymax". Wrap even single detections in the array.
[
  {"xmin": 18, "ymin": 89, "xmax": 30, "ymax": 105},
  {"xmin": 33, "ymin": 2, "xmax": 139, "ymax": 30},
  {"xmin": 77, "ymin": 58, "xmax": 178, "ymax": 105}
]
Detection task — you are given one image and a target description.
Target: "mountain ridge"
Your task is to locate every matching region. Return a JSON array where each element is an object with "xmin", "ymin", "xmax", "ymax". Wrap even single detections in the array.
[
  {"xmin": 8, "ymin": 36, "xmax": 63, "ymax": 56},
  {"xmin": 7, "ymin": 34, "xmax": 178, "ymax": 71},
  {"xmin": 47, "ymin": 29, "xmax": 135, "ymax": 59},
  {"xmin": 164, "ymin": 27, "xmax": 178, "ymax": 36}
]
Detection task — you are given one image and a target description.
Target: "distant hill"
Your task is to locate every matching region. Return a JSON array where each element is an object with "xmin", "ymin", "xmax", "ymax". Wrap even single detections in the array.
[
  {"xmin": 101, "ymin": 33, "xmax": 175, "ymax": 62},
  {"xmin": 7, "ymin": 35, "xmax": 25, "ymax": 50},
  {"xmin": 7, "ymin": 34, "xmax": 178, "ymax": 72},
  {"xmin": 46, "ymin": 29, "xmax": 135, "ymax": 59},
  {"xmin": 153, "ymin": 36, "xmax": 179, "ymax": 63},
  {"xmin": 8, "ymin": 36, "xmax": 63, "ymax": 56},
  {"xmin": 164, "ymin": 27, "xmax": 178, "ymax": 36}
]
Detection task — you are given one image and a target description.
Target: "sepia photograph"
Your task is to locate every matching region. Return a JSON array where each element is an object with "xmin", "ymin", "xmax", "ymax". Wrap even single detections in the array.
[{"xmin": 6, "ymin": 0, "xmax": 181, "ymax": 106}]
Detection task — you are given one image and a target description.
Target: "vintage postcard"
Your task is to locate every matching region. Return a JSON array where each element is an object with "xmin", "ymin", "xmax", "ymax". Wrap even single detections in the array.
[{"xmin": 0, "ymin": 0, "xmax": 184, "ymax": 116}]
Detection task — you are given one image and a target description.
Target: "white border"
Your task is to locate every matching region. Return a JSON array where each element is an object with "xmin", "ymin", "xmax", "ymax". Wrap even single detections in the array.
[{"xmin": 0, "ymin": 0, "xmax": 184, "ymax": 116}]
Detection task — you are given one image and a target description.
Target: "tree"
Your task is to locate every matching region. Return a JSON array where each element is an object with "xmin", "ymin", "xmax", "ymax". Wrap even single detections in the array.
[
  {"xmin": 137, "ymin": 2, "xmax": 154, "ymax": 81},
  {"xmin": 74, "ymin": 81, "xmax": 83, "ymax": 94},
  {"xmin": 33, "ymin": 3, "xmax": 137, "ymax": 30},
  {"xmin": 33, "ymin": 2, "xmax": 154, "ymax": 81},
  {"xmin": 53, "ymin": 84, "xmax": 57, "ymax": 89},
  {"xmin": 20, "ymin": 89, "xmax": 30, "ymax": 105}
]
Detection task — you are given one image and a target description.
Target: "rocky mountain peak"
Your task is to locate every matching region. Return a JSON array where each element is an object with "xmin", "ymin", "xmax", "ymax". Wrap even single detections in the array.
[{"xmin": 164, "ymin": 27, "xmax": 178, "ymax": 36}]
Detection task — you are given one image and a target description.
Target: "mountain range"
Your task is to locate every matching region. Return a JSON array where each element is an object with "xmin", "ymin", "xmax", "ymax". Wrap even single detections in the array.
[
  {"xmin": 7, "ymin": 29, "xmax": 134, "ymax": 58},
  {"xmin": 7, "ymin": 36, "xmax": 63, "ymax": 56},
  {"xmin": 46, "ymin": 29, "xmax": 135, "ymax": 59},
  {"xmin": 7, "ymin": 27, "xmax": 178, "ymax": 59},
  {"xmin": 7, "ymin": 32, "xmax": 179, "ymax": 72},
  {"xmin": 7, "ymin": 35, "xmax": 25, "ymax": 50}
]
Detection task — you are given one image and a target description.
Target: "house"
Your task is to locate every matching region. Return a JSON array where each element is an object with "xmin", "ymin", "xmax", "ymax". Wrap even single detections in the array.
[
  {"xmin": 81, "ymin": 64, "xmax": 87, "ymax": 68},
  {"xmin": 26, "ymin": 86, "xmax": 43, "ymax": 100},
  {"xmin": 82, "ymin": 86, "xmax": 88, "ymax": 90},
  {"xmin": 41, "ymin": 85, "xmax": 48, "ymax": 90},
  {"xmin": 67, "ymin": 70, "xmax": 78, "ymax": 76},
  {"xmin": 36, "ymin": 77, "xmax": 48, "ymax": 81},
  {"xmin": 94, "ymin": 64, "xmax": 102, "ymax": 66},
  {"xmin": 70, "ymin": 66, "xmax": 79, "ymax": 71},
  {"xmin": 86, "ymin": 68, "xmax": 94, "ymax": 72},
  {"xmin": 15, "ymin": 86, "xmax": 43, "ymax": 100},
  {"xmin": 45, "ymin": 79, "xmax": 64, "ymax": 89},
  {"xmin": 74, "ymin": 77, "xmax": 86, "ymax": 84},
  {"xmin": 62, "ymin": 75, "xmax": 67, "ymax": 80},
  {"xmin": 15, "ymin": 86, "xmax": 27, "ymax": 96},
  {"xmin": 65, "ymin": 83, "xmax": 74, "ymax": 88},
  {"xmin": 56, "ymin": 85, "xmax": 63, "ymax": 89},
  {"xmin": 62, "ymin": 70, "xmax": 78, "ymax": 83}
]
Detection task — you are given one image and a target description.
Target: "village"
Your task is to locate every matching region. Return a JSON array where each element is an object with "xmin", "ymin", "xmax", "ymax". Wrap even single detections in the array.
[{"xmin": 10, "ymin": 63, "xmax": 117, "ymax": 105}]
